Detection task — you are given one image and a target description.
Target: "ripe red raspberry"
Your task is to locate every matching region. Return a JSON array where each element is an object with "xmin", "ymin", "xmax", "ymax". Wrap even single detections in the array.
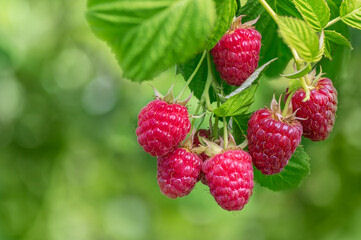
[
  {"xmin": 211, "ymin": 18, "xmax": 261, "ymax": 86},
  {"xmin": 157, "ymin": 148, "xmax": 202, "ymax": 198},
  {"xmin": 202, "ymin": 150, "xmax": 253, "ymax": 211},
  {"xmin": 136, "ymin": 99, "xmax": 191, "ymax": 156},
  {"xmin": 247, "ymin": 104, "xmax": 303, "ymax": 175},
  {"xmin": 291, "ymin": 78, "xmax": 338, "ymax": 141}
]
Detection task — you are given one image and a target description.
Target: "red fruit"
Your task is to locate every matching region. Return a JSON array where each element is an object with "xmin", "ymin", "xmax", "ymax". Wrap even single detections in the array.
[
  {"xmin": 292, "ymin": 78, "xmax": 337, "ymax": 141},
  {"xmin": 247, "ymin": 107, "xmax": 303, "ymax": 175},
  {"xmin": 157, "ymin": 148, "xmax": 202, "ymax": 198},
  {"xmin": 211, "ymin": 19, "xmax": 261, "ymax": 86},
  {"xmin": 202, "ymin": 150, "xmax": 253, "ymax": 211},
  {"xmin": 136, "ymin": 99, "xmax": 191, "ymax": 156}
]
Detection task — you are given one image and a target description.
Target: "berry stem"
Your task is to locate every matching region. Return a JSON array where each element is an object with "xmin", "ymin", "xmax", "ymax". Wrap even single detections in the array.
[
  {"xmin": 177, "ymin": 50, "xmax": 207, "ymax": 100},
  {"xmin": 201, "ymin": 53, "xmax": 215, "ymax": 111},
  {"xmin": 259, "ymin": 0, "xmax": 304, "ymax": 68},
  {"xmin": 258, "ymin": 0, "xmax": 279, "ymax": 23},
  {"xmin": 223, "ymin": 117, "xmax": 228, "ymax": 149},
  {"xmin": 190, "ymin": 101, "xmax": 202, "ymax": 132},
  {"xmin": 212, "ymin": 97, "xmax": 221, "ymax": 139},
  {"xmin": 300, "ymin": 77, "xmax": 311, "ymax": 101},
  {"xmin": 325, "ymin": 17, "xmax": 341, "ymax": 28},
  {"xmin": 282, "ymin": 90, "xmax": 295, "ymax": 117}
]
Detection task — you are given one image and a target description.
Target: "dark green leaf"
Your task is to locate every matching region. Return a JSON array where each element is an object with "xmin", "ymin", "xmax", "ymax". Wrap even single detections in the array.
[
  {"xmin": 214, "ymin": 84, "xmax": 258, "ymax": 117},
  {"xmin": 177, "ymin": 53, "xmax": 208, "ymax": 100},
  {"xmin": 254, "ymin": 146, "xmax": 311, "ymax": 191},
  {"xmin": 207, "ymin": 0, "xmax": 237, "ymax": 49},
  {"xmin": 232, "ymin": 113, "xmax": 251, "ymax": 143},
  {"xmin": 225, "ymin": 58, "xmax": 277, "ymax": 98}
]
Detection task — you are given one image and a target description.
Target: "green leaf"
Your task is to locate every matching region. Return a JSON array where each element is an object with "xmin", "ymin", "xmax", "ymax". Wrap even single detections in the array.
[
  {"xmin": 207, "ymin": 0, "xmax": 237, "ymax": 49},
  {"xmin": 232, "ymin": 113, "xmax": 251, "ymax": 143},
  {"xmin": 213, "ymin": 58, "xmax": 275, "ymax": 117},
  {"xmin": 340, "ymin": 0, "xmax": 361, "ymax": 29},
  {"xmin": 281, "ymin": 63, "xmax": 312, "ymax": 79},
  {"xmin": 224, "ymin": 58, "xmax": 277, "ymax": 99},
  {"xmin": 324, "ymin": 40, "xmax": 333, "ymax": 59},
  {"xmin": 214, "ymin": 84, "xmax": 258, "ymax": 117},
  {"xmin": 293, "ymin": 0, "xmax": 330, "ymax": 30},
  {"xmin": 324, "ymin": 30, "xmax": 353, "ymax": 48},
  {"xmin": 177, "ymin": 53, "xmax": 208, "ymax": 100},
  {"xmin": 86, "ymin": 0, "xmax": 216, "ymax": 81},
  {"xmin": 254, "ymin": 146, "xmax": 311, "ymax": 191},
  {"xmin": 278, "ymin": 16, "xmax": 321, "ymax": 62}
]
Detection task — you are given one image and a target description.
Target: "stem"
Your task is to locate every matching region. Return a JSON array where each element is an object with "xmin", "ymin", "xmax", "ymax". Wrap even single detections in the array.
[
  {"xmin": 300, "ymin": 77, "xmax": 311, "ymax": 101},
  {"xmin": 325, "ymin": 17, "xmax": 341, "ymax": 28},
  {"xmin": 190, "ymin": 102, "xmax": 202, "ymax": 132},
  {"xmin": 177, "ymin": 51, "xmax": 207, "ymax": 99},
  {"xmin": 282, "ymin": 90, "xmax": 295, "ymax": 117},
  {"xmin": 258, "ymin": 0, "xmax": 279, "ymax": 23},
  {"xmin": 291, "ymin": 49, "xmax": 303, "ymax": 67},
  {"xmin": 202, "ymin": 53, "xmax": 214, "ymax": 111},
  {"xmin": 258, "ymin": 0, "xmax": 304, "ymax": 69},
  {"xmin": 223, "ymin": 117, "xmax": 228, "ymax": 149}
]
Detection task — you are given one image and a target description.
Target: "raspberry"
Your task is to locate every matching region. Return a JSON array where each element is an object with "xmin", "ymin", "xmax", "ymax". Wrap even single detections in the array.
[
  {"xmin": 291, "ymin": 78, "xmax": 338, "ymax": 141},
  {"xmin": 157, "ymin": 148, "xmax": 202, "ymax": 198},
  {"xmin": 247, "ymin": 108, "xmax": 303, "ymax": 175},
  {"xmin": 136, "ymin": 99, "xmax": 191, "ymax": 156},
  {"xmin": 211, "ymin": 19, "xmax": 261, "ymax": 86},
  {"xmin": 202, "ymin": 150, "xmax": 253, "ymax": 211}
]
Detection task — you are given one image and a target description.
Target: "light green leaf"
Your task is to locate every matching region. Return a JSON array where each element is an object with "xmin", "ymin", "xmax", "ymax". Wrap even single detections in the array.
[
  {"xmin": 86, "ymin": 0, "xmax": 216, "ymax": 81},
  {"xmin": 278, "ymin": 16, "xmax": 321, "ymax": 62},
  {"xmin": 340, "ymin": 0, "xmax": 361, "ymax": 29},
  {"xmin": 254, "ymin": 146, "xmax": 311, "ymax": 191},
  {"xmin": 281, "ymin": 63, "xmax": 312, "ymax": 79},
  {"xmin": 324, "ymin": 30, "xmax": 353, "ymax": 48},
  {"xmin": 293, "ymin": 0, "xmax": 330, "ymax": 30},
  {"xmin": 324, "ymin": 40, "xmax": 333, "ymax": 59},
  {"xmin": 207, "ymin": 0, "xmax": 237, "ymax": 49},
  {"xmin": 224, "ymin": 58, "xmax": 277, "ymax": 99},
  {"xmin": 214, "ymin": 84, "xmax": 257, "ymax": 117}
]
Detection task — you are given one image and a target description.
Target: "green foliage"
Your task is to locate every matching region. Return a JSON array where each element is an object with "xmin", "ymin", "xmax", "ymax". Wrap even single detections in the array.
[
  {"xmin": 213, "ymin": 59, "xmax": 276, "ymax": 117},
  {"xmin": 177, "ymin": 53, "xmax": 208, "ymax": 100},
  {"xmin": 281, "ymin": 64, "xmax": 313, "ymax": 79},
  {"xmin": 254, "ymin": 146, "xmax": 311, "ymax": 191},
  {"xmin": 239, "ymin": 1, "xmax": 294, "ymax": 77},
  {"xmin": 324, "ymin": 30, "xmax": 353, "ymax": 48},
  {"xmin": 293, "ymin": 0, "xmax": 330, "ymax": 30},
  {"xmin": 206, "ymin": 0, "xmax": 237, "ymax": 49},
  {"xmin": 340, "ymin": 0, "xmax": 361, "ymax": 29},
  {"xmin": 232, "ymin": 113, "xmax": 251, "ymax": 143},
  {"xmin": 278, "ymin": 16, "xmax": 322, "ymax": 62},
  {"xmin": 214, "ymin": 84, "xmax": 257, "ymax": 117},
  {"xmin": 86, "ymin": 0, "xmax": 216, "ymax": 81}
]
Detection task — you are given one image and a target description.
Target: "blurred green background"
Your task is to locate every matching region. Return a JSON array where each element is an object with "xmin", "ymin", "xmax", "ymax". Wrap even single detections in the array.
[{"xmin": 1, "ymin": 0, "xmax": 361, "ymax": 240}]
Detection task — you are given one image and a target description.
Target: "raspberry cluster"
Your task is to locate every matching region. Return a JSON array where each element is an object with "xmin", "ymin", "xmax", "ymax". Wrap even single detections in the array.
[{"xmin": 135, "ymin": 16, "xmax": 338, "ymax": 212}]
